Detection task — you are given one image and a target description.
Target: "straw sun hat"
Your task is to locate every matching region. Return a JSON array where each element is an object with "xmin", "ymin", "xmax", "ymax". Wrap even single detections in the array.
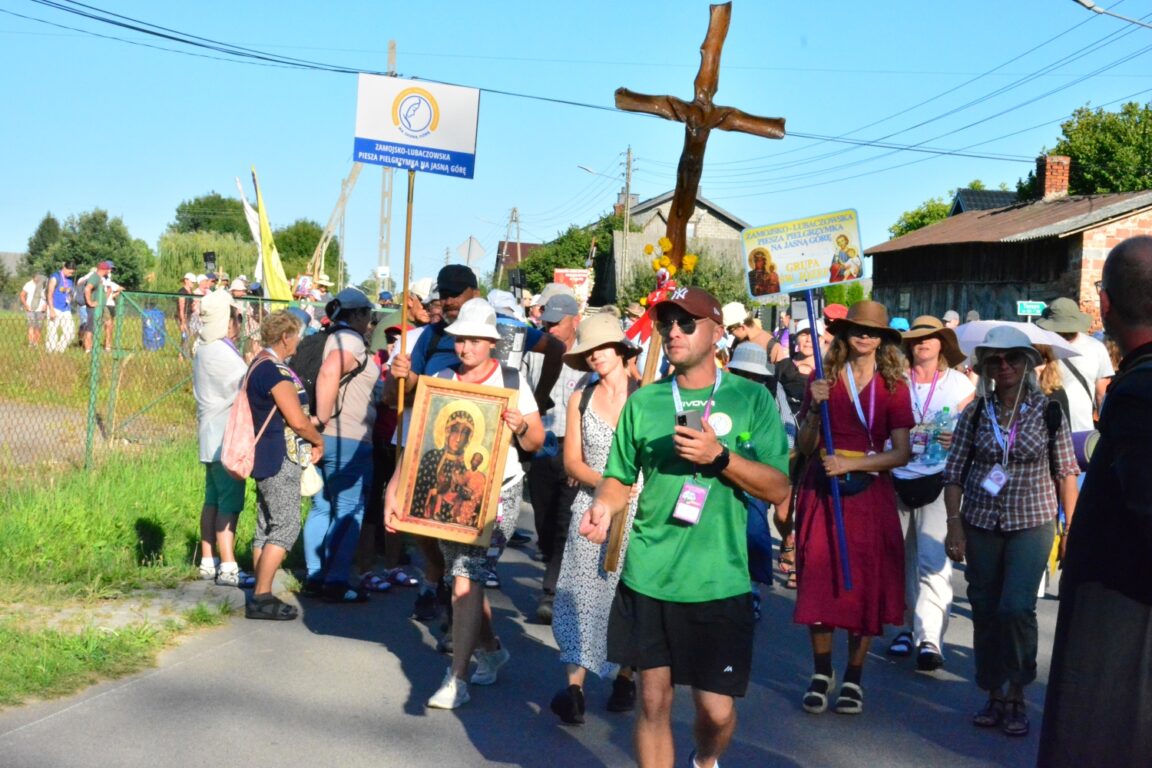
[
  {"xmin": 563, "ymin": 313, "xmax": 639, "ymax": 372},
  {"xmin": 901, "ymin": 315, "xmax": 967, "ymax": 367}
]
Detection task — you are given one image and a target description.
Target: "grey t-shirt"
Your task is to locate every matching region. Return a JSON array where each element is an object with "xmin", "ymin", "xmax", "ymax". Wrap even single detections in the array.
[{"xmin": 322, "ymin": 330, "xmax": 380, "ymax": 443}]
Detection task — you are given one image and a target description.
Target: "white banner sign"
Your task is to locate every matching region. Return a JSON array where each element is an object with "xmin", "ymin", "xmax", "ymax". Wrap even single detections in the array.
[{"xmin": 354, "ymin": 74, "xmax": 480, "ymax": 179}]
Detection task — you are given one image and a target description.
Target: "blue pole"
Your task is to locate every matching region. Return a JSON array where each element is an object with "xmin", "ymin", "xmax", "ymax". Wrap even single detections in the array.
[{"xmin": 803, "ymin": 290, "xmax": 853, "ymax": 591}]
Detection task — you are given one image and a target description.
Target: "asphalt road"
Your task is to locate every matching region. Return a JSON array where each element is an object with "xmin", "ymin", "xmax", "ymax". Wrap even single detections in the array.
[{"xmin": 0, "ymin": 508, "xmax": 1057, "ymax": 768}]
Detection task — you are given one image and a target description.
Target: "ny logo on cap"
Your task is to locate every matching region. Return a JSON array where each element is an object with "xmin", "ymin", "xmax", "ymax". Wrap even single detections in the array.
[{"xmin": 671, "ymin": 287, "xmax": 689, "ymax": 300}]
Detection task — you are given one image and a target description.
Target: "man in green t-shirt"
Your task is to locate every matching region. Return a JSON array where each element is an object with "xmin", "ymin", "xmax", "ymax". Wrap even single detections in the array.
[{"xmin": 580, "ymin": 286, "xmax": 789, "ymax": 768}]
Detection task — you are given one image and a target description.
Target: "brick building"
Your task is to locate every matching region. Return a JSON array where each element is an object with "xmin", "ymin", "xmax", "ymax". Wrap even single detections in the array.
[{"xmin": 865, "ymin": 155, "xmax": 1152, "ymax": 327}]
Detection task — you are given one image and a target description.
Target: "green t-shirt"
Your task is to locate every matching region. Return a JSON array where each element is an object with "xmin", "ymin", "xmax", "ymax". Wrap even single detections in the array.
[{"xmin": 603, "ymin": 372, "xmax": 789, "ymax": 602}]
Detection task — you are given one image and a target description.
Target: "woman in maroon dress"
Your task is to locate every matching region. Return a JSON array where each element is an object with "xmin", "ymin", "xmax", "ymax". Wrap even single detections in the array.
[{"xmin": 793, "ymin": 300, "xmax": 913, "ymax": 715}]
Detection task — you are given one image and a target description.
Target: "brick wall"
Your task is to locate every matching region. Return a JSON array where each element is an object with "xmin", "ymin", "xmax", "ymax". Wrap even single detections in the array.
[
  {"xmin": 1037, "ymin": 155, "xmax": 1071, "ymax": 199},
  {"xmin": 1079, "ymin": 209, "xmax": 1152, "ymax": 328}
]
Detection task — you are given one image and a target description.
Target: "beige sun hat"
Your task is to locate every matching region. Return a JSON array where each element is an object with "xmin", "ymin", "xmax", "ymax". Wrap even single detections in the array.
[
  {"xmin": 827, "ymin": 300, "xmax": 903, "ymax": 344},
  {"xmin": 563, "ymin": 312, "xmax": 639, "ymax": 372},
  {"xmin": 902, "ymin": 315, "xmax": 967, "ymax": 367}
]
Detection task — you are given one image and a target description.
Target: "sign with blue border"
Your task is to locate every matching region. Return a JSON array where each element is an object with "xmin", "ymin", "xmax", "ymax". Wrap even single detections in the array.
[{"xmin": 354, "ymin": 75, "xmax": 480, "ymax": 179}]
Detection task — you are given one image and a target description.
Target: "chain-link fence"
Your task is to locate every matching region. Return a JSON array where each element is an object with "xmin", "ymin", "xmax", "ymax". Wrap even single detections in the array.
[{"xmin": 0, "ymin": 289, "xmax": 292, "ymax": 475}]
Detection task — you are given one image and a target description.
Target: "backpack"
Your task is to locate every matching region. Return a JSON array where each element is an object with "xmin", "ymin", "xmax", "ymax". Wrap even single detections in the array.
[
  {"xmin": 288, "ymin": 326, "xmax": 367, "ymax": 418},
  {"xmin": 221, "ymin": 357, "xmax": 277, "ymax": 480}
]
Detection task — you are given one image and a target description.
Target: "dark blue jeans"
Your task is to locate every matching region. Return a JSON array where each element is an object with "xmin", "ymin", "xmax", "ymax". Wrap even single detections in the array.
[
  {"xmin": 303, "ymin": 436, "xmax": 373, "ymax": 585},
  {"xmin": 963, "ymin": 519, "xmax": 1055, "ymax": 691}
]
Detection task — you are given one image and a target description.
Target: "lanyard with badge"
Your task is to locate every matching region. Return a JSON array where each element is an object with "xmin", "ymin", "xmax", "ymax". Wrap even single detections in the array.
[
  {"xmin": 671, "ymin": 371, "xmax": 721, "ymax": 525},
  {"xmin": 981, "ymin": 392, "xmax": 1021, "ymax": 497},
  {"xmin": 844, "ymin": 365, "xmax": 878, "ymax": 454},
  {"xmin": 908, "ymin": 369, "xmax": 939, "ymax": 456}
]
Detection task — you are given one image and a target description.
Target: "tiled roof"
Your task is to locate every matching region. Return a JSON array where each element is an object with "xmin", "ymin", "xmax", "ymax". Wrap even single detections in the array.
[
  {"xmin": 866, "ymin": 190, "xmax": 1152, "ymax": 254},
  {"xmin": 949, "ymin": 188, "xmax": 1018, "ymax": 215},
  {"xmin": 629, "ymin": 191, "xmax": 749, "ymax": 230}
]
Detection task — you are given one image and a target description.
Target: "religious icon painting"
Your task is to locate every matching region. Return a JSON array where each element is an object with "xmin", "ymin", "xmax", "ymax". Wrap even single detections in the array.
[{"xmin": 393, "ymin": 375, "xmax": 517, "ymax": 546}]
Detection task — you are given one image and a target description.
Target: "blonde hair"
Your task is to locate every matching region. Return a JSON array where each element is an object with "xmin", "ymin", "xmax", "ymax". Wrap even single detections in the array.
[
  {"xmin": 259, "ymin": 309, "xmax": 303, "ymax": 347},
  {"xmin": 1035, "ymin": 345, "xmax": 1063, "ymax": 395},
  {"xmin": 824, "ymin": 331, "xmax": 907, "ymax": 392}
]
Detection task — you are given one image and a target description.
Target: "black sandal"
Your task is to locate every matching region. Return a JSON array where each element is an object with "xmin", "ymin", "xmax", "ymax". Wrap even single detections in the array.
[
  {"xmin": 1002, "ymin": 700, "xmax": 1029, "ymax": 736},
  {"xmin": 245, "ymin": 594, "xmax": 299, "ymax": 621},
  {"xmin": 972, "ymin": 694, "xmax": 1006, "ymax": 728},
  {"xmin": 887, "ymin": 631, "xmax": 914, "ymax": 657}
]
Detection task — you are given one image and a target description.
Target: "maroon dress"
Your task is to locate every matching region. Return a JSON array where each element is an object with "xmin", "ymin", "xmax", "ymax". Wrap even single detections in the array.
[{"xmin": 793, "ymin": 371, "xmax": 914, "ymax": 636}]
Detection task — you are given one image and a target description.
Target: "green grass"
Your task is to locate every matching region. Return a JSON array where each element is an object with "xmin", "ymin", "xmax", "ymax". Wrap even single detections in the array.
[
  {"xmin": 0, "ymin": 621, "xmax": 169, "ymax": 707},
  {"xmin": 182, "ymin": 600, "xmax": 235, "ymax": 627}
]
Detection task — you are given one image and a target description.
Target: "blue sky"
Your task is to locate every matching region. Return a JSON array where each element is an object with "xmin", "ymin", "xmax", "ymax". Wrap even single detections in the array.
[{"xmin": 1, "ymin": 0, "xmax": 1150, "ymax": 287}]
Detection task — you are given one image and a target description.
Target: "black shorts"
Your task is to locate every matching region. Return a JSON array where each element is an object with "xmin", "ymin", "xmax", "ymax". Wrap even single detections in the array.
[{"xmin": 607, "ymin": 582, "xmax": 755, "ymax": 697}]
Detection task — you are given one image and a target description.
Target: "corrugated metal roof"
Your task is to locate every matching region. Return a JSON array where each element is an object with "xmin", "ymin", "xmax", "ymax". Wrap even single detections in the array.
[
  {"xmin": 949, "ymin": 188, "xmax": 1018, "ymax": 215},
  {"xmin": 867, "ymin": 190, "xmax": 1152, "ymax": 254}
]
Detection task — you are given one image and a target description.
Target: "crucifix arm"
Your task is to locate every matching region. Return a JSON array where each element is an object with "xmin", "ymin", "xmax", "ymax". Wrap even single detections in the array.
[
  {"xmin": 615, "ymin": 88, "xmax": 696, "ymax": 124},
  {"xmin": 713, "ymin": 108, "xmax": 785, "ymax": 140}
]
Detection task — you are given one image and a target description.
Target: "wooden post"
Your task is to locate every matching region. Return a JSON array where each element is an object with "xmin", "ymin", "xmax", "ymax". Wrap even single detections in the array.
[{"xmin": 396, "ymin": 170, "xmax": 416, "ymax": 449}]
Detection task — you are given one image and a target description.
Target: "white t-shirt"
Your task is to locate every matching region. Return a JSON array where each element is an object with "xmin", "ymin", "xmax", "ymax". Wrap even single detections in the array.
[
  {"xmin": 1058, "ymin": 333, "xmax": 1114, "ymax": 432},
  {"xmin": 22, "ymin": 280, "xmax": 46, "ymax": 312},
  {"xmin": 192, "ymin": 339, "xmax": 248, "ymax": 463},
  {"xmin": 447, "ymin": 362, "xmax": 538, "ymax": 484},
  {"xmin": 893, "ymin": 367, "xmax": 976, "ymax": 479}
]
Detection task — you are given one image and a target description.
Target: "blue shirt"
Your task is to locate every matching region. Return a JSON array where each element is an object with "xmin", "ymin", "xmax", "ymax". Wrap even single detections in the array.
[
  {"xmin": 50, "ymin": 270, "xmax": 73, "ymax": 311},
  {"xmin": 409, "ymin": 320, "xmax": 544, "ymax": 376}
]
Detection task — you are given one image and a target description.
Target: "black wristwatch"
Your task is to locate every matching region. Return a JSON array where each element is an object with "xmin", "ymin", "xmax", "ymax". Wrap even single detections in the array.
[{"xmin": 710, "ymin": 445, "xmax": 731, "ymax": 473}]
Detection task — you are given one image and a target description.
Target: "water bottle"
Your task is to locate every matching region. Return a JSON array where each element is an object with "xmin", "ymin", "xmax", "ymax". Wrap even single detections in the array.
[
  {"xmin": 737, "ymin": 431, "xmax": 755, "ymax": 456},
  {"xmin": 925, "ymin": 407, "xmax": 954, "ymax": 464}
]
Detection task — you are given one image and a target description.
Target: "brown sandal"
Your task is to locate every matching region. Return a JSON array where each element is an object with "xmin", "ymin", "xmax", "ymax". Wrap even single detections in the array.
[{"xmin": 972, "ymin": 694, "xmax": 1006, "ymax": 728}]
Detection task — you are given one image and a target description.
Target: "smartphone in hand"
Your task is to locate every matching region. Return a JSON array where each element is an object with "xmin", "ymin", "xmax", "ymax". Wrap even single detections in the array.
[{"xmin": 676, "ymin": 410, "xmax": 704, "ymax": 431}]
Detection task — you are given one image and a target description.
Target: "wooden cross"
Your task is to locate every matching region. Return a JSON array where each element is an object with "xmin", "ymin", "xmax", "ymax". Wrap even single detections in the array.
[{"xmin": 615, "ymin": 1, "xmax": 785, "ymax": 268}]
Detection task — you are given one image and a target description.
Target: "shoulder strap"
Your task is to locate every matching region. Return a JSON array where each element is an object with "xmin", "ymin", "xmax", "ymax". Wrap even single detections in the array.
[
  {"xmin": 419, "ymin": 323, "xmax": 447, "ymax": 370},
  {"xmin": 1045, "ymin": 397, "xmax": 1064, "ymax": 480},
  {"xmin": 1061, "ymin": 358, "xmax": 1095, "ymax": 402},
  {"xmin": 961, "ymin": 396, "xmax": 984, "ymax": 481},
  {"xmin": 500, "ymin": 363, "xmax": 520, "ymax": 392},
  {"xmin": 578, "ymin": 379, "xmax": 599, "ymax": 417}
]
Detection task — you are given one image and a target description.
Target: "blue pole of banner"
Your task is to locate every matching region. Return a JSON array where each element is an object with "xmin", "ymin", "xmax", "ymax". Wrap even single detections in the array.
[{"xmin": 803, "ymin": 289, "xmax": 853, "ymax": 591}]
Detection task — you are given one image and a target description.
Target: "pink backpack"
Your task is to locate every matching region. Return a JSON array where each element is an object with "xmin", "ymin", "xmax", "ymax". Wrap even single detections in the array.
[{"xmin": 222, "ymin": 357, "xmax": 277, "ymax": 480}]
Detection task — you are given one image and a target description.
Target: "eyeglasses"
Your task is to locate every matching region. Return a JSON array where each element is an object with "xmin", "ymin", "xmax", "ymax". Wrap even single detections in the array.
[
  {"xmin": 983, "ymin": 350, "xmax": 1028, "ymax": 369},
  {"xmin": 1095, "ymin": 280, "xmax": 1104, "ymax": 294},
  {"xmin": 656, "ymin": 316, "xmax": 698, "ymax": 336},
  {"xmin": 846, "ymin": 326, "xmax": 882, "ymax": 339}
]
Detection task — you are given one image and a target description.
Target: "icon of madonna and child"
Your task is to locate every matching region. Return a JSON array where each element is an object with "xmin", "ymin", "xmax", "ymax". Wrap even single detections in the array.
[{"xmin": 408, "ymin": 397, "xmax": 496, "ymax": 531}]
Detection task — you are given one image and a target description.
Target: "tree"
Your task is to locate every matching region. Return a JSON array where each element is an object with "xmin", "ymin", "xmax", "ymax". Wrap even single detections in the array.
[
  {"xmin": 22, "ymin": 213, "xmax": 62, "ymax": 276},
  {"xmin": 888, "ymin": 179, "xmax": 1001, "ymax": 238},
  {"xmin": 822, "ymin": 281, "xmax": 868, "ymax": 307},
  {"xmin": 514, "ymin": 214, "xmax": 622, "ymax": 293},
  {"xmin": 153, "ymin": 231, "xmax": 257, "ymax": 289},
  {"xmin": 1018, "ymin": 101, "xmax": 1152, "ymax": 199},
  {"xmin": 170, "ymin": 193, "xmax": 252, "ymax": 240},
  {"xmin": 47, "ymin": 210, "xmax": 153, "ymax": 289},
  {"xmin": 272, "ymin": 219, "xmax": 344, "ymax": 283}
]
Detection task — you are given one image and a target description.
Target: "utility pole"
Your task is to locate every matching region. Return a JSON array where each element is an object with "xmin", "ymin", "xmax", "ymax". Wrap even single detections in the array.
[
  {"xmin": 378, "ymin": 40, "xmax": 397, "ymax": 293},
  {"xmin": 514, "ymin": 208, "xmax": 522, "ymax": 282},
  {"xmin": 444, "ymin": 247, "xmax": 450, "ymax": 266},
  {"xmin": 496, "ymin": 207, "xmax": 519, "ymax": 288},
  {"xmin": 622, "ymin": 145, "xmax": 633, "ymax": 286}
]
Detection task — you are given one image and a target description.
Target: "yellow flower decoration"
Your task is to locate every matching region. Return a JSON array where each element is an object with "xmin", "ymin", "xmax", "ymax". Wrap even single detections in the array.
[
  {"xmin": 658, "ymin": 255, "xmax": 671, "ymax": 268},
  {"xmin": 658, "ymin": 236, "xmax": 673, "ymax": 252},
  {"xmin": 639, "ymin": 296, "xmax": 648, "ymax": 306},
  {"xmin": 666, "ymin": 264, "xmax": 678, "ymax": 277},
  {"xmin": 643, "ymin": 243, "xmax": 654, "ymax": 256},
  {"xmin": 683, "ymin": 253, "xmax": 699, "ymax": 268},
  {"xmin": 651, "ymin": 258, "xmax": 662, "ymax": 272}
]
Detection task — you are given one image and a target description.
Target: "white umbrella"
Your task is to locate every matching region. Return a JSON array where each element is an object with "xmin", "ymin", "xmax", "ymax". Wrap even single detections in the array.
[{"xmin": 954, "ymin": 320, "xmax": 1081, "ymax": 359}]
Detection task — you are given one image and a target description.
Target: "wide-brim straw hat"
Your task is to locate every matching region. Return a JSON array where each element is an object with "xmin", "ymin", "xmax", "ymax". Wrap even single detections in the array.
[
  {"xmin": 827, "ymin": 300, "xmax": 902, "ymax": 344},
  {"xmin": 974, "ymin": 325, "xmax": 1043, "ymax": 368},
  {"xmin": 902, "ymin": 315, "xmax": 967, "ymax": 367},
  {"xmin": 564, "ymin": 312, "xmax": 639, "ymax": 372}
]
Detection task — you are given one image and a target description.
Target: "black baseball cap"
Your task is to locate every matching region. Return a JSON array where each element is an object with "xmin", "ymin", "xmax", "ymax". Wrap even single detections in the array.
[{"xmin": 436, "ymin": 264, "xmax": 478, "ymax": 298}]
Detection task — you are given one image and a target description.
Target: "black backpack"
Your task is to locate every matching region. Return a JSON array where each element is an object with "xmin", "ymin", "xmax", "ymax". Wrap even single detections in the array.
[{"xmin": 288, "ymin": 326, "xmax": 368, "ymax": 417}]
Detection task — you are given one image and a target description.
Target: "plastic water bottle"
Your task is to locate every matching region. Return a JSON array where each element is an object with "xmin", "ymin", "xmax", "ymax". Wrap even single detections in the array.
[
  {"xmin": 925, "ymin": 407, "xmax": 954, "ymax": 464},
  {"xmin": 737, "ymin": 431, "xmax": 755, "ymax": 456}
]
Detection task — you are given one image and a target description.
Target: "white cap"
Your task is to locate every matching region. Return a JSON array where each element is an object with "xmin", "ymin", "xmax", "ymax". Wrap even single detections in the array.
[
  {"xmin": 444, "ymin": 298, "xmax": 501, "ymax": 340},
  {"xmin": 487, "ymin": 289, "xmax": 525, "ymax": 320},
  {"xmin": 196, "ymin": 274, "xmax": 208, "ymax": 283},
  {"xmin": 230, "ymin": 277, "xmax": 249, "ymax": 292},
  {"xmin": 795, "ymin": 318, "xmax": 826, "ymax": 336},
  {"xmin": 408, "ymin": 277, "xmax": 434, "ymax": 303},
  {"xmin": 183, "ymin": 272, "xmax": 197, "ymax": 282},
  {"xmin": 721, "ymin": 302, "xmax": 748, "ymax": 328}
]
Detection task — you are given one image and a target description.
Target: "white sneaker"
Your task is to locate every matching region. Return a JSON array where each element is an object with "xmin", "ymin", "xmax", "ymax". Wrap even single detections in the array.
[
  {"xmin": 427, "ymin": 669, "xmax": 470, "ymax": 709},
  {"xmin": 198, "ymin": 566, "xmax": 217, "ymax": 581},
  {"xmin": 216, "ymin": 568, "xmax": 256, "ymax": 588},
  {"xmin": 470, "ymin": 643, "xmax": 510, "ymax": 686}
]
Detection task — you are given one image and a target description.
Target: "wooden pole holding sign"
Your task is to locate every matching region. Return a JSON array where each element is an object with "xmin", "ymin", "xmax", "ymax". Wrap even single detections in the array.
[{"xmin": 396, "ymin": 170, "xmax": 416, "ymax": 449}]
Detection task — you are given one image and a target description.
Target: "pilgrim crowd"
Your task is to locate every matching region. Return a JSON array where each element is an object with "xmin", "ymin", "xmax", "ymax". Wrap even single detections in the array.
[{"xmin": 175, "ymin": 236, "xmax": 1152, "ymax": 768}]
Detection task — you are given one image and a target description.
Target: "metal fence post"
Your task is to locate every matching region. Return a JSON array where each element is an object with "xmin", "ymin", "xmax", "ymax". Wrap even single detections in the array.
[{"xmin": 84, "ymin": 281, "xmax": 106, "ymax": 469}]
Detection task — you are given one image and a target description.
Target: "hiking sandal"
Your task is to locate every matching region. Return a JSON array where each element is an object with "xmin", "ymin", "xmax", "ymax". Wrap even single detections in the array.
[
  {"xmin": 802, "ymin": 673, "xmax": 835, "ymax": 714},
  {"xmin": 245, "ymin": 595, "xmax": 298, "ymax": 621},
  {"xmin": 1002, "ymin": 700, "xmax": 1029, "ymax": 736},
  {"xmin": 887, "ymin": 631, "xmax": 914, "ymax": 657},
  {"xmin": 779, "ymin": 543, "xmax": 796, "ymax": 575},
  {"xmin": 834, "ymin": 682, "xmax": 864, "ymax": 715},
  {"xmin": 972, "ymin": 694, "xmax": 1006, "ymax": 727}
]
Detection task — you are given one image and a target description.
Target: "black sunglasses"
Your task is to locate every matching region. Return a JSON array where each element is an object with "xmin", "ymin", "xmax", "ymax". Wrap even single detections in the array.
[
  {"xmin": 846, "ymin": 326, "xmax": 882, "ymax": 339},
  {"xmin": 983, "ymin": 350, "xmax": 1028, "ymax": 369},
  {"xmin": 656, "ymin": 316, "xmax": 698, "ymax": 336}
]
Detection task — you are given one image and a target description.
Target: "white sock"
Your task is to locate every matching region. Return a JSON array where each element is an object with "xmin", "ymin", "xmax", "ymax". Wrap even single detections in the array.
[
  {"xmin": 200, "ymin": 557, "xmax": 217, "ymax": 571},
  {"xmin": 219, "ymin": 562, "xmax": 239, "ymax": 573}
]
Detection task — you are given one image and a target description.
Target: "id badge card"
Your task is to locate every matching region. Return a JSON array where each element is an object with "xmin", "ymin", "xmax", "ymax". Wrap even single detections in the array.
[
  {"xmin": 981, "ymin": 463, "xmax": 1010, "ymax": 496},
  {"xmin": 910, "ymin": 426, "xmax": 929, "ymax": 456},
  {"xmin": 672, "ymin": 480, "xmax": 710, "ymax": 525}
]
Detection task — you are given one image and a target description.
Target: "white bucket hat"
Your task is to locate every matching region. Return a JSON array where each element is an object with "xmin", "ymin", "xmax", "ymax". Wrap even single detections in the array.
[
  {"xmin": 974, "ymin": 325, "xmax": 1042, "ymax": 368},
  {"xmin": 444, "ymin": 298, "xmax": 501, "ymax": 340}
]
